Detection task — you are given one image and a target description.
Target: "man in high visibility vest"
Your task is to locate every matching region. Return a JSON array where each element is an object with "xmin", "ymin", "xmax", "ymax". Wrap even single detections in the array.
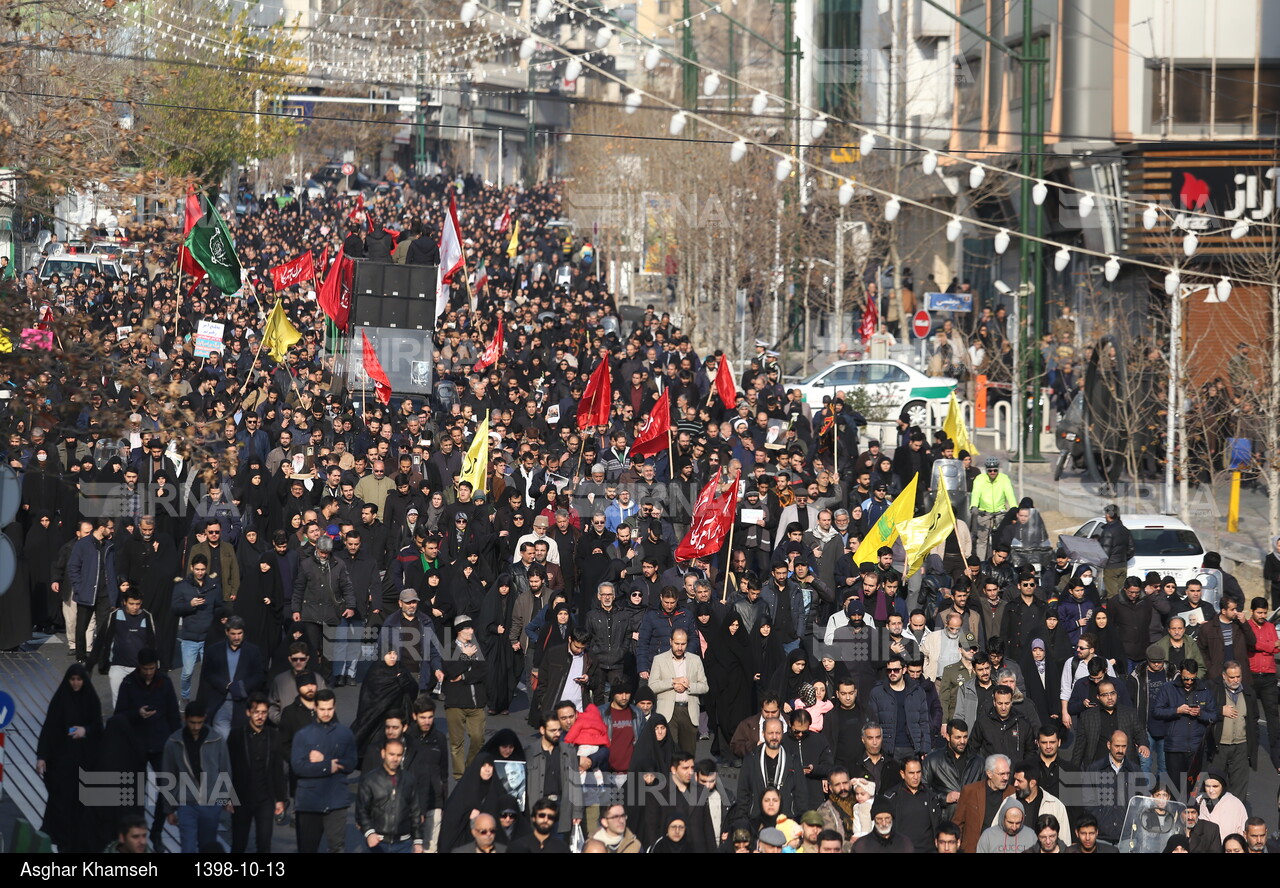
[{"xmin": 969, "ymin": 458, "xmax": 1017, "ymax": 561}]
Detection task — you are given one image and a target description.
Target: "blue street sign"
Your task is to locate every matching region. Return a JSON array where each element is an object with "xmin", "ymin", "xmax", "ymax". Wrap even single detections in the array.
[
  {"xmin": 923, "ymin": 291, "xmax": 973, "ymax": 312},
  {"xmin": 0, "ymin": 689, "xmax": 15, "ymax": 730}
]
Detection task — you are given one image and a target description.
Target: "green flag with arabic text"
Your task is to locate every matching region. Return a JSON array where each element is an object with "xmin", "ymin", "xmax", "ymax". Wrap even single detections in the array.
[{"xmin": 182, "ymin": 196, "xmax": 242, "ymax": 294}]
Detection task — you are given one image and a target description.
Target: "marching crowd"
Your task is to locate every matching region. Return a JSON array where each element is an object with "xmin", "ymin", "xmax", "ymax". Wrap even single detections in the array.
[{"xmin": 9, "ymin": 169, "xmax": 1280, "ymax": 855}]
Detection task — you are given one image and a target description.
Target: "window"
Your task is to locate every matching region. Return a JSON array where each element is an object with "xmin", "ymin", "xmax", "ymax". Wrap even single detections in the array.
[
  {"xmin": 658, "ymin": 0, "xmax": 670, "ymax": 15},
  {"xmin": 865, "ymin": 363, "xmax": 908, "ymax": 384},
  {"xmin": 1151, "ymin": 64, "xmax": 1280, "ymax": 126},
  {"xmin": 1131, "ymin": 529, "xmax": 1203, "ymax": 558}
]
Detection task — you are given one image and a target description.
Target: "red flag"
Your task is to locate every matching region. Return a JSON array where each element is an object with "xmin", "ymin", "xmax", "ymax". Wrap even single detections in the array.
[
  {"xmin": 473, "ymin": 315, "xmax": 505, "ymax": 373},
  {"xmin": 629, "ymin": 388, "xmax": 671, "ymax": 460},
  {"xmin": 316, "ymin": 246, "xmax": 330, "ymax": 277},
  {"xmin": 576, "ymin": 357, "xmax": 613, "ymax": 430},
  {"xmin": 675, "ymin": 476, "xmax": 740, "ymax": 561},
  {"xmin": 318, "ymin": 249, "xmax": 353, "ymax": 330},
  {"xmin": 714, "ymin": 355, "xmax": 737, "ymax": 408},
  {"xmin": 859, "ymin": 294, "xmax": 878, "ymax": 344},
  {"xmin": 178, "ymin": 184, "xmax": 206, "ymax": 282},
  {"xmin": 435, "ymin": 190, "xmax": 465, "ymax": 320},
  {"xmin": 493, "ymin": 206, "xmax": 511, "ymax": 232},
  {"xmin": 361, "ymin": 331, "xmax": 393, "ymax": 405},
  {"xmin": 36, "ymin": 305, "xmax": 55, "ymax": 331},
  {"xmin": 268, "ymin": 251, "xmax": 315, "ymax": 291}
]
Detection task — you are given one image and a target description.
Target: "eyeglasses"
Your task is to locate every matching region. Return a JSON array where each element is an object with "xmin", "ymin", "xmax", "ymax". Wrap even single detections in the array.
[
  {"xmin": 474, "ymin": 829, "xmax": 495, "ymax": 835},
  {"xmin": 1076, "ymin": 645, "xmax": 1091, "ymax": 651},
  {"xmin": 886, "ymin": 667, "xmax": 902, "ymax": 673},
  {"xmin": 534, "ymin": 813, "xmax": 556, "ymax": 819},
  {"xmin": 1019, "ymin": 581, "xmax": 1036, "ymax": 587},
  {"xmin": 604, "ymin": 813, "xmax": 627, "ymax": 820},
  {"xmin": 288, "ymin": 656, "xmax": 307, "ymax": 662}
]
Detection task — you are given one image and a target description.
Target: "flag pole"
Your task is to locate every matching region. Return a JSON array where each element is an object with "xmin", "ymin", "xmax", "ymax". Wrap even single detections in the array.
[
  {"xmin": 666, "ymin": 425, "xmax": 673, "ymax": 483},
  {"xmin": 721, "ymin": 518, "xmax": 736, "ymax": 605}
]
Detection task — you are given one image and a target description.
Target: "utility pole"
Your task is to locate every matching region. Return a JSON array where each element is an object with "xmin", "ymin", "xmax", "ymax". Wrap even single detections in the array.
[{"xmin": 681, "ymin": 0, "xmax": 698, "ymax": 111}]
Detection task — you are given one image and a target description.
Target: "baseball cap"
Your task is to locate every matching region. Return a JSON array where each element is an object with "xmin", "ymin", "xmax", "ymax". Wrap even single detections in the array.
[{"xmin": 799, "ymin": 811, "xmax": 825, "ymax": 827}]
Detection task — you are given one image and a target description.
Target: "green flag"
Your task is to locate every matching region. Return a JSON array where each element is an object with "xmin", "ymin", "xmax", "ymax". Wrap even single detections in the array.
[{"xmin": 183, "ymin": 197, "xmax": 242, "ymax": 293}]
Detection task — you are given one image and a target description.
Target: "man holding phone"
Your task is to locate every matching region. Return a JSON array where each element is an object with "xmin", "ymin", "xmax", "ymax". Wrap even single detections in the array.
[
  {"xmin": 171, "ymin": 554, "xmax": 224, "ymax": 705},
  {"xmin": 115, "ymin": 647, "xmax": 181, "ymax": 851}
]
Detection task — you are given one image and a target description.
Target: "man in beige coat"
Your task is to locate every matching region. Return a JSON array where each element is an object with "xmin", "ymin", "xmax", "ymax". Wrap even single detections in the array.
[{"xmin": 648, "ymin": 628, "xmax": 709, "ymax": 756}]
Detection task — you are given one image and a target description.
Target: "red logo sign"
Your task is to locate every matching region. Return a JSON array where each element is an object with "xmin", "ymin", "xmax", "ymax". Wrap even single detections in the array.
[{"xmin": 912, "ymin": 310, "xmax": 932, "ymax": 339}]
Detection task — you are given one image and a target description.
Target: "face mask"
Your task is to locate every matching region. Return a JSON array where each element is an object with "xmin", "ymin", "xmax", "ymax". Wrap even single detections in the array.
[
  {"xmin": 1082, "ymin": 576, "xmax": 1093, "ymax": 585},
  {"xmin": 36, "ymin": 454, "xmax": 46, "ymax": 462}
]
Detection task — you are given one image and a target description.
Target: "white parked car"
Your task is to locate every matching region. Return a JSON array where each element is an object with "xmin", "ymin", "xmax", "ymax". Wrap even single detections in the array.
[
  {"xmin": 1071, "ymin": 514, "xmax": 1212, "ymax": 597},
  {"xmin": 792, "ymin": 359, "xmax": 956, "ymax": 427}
]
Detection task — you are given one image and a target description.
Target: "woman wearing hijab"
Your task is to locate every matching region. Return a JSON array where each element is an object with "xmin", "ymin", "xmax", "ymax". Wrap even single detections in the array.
[
  {"xmin": 647, "ymin": 812, "xmax": 690, "ymax": 853},
  {"xmin": 1088, "ymin": 606, "xmax": 1127, "ymax": 674},
  {"xmin": 349, "ymin": 648, "xmax": 419, "ymax": 753},
  {"xmin": 532, "ymin": 600, "xmax": 573, "ymax": 672},
  {"xmin": 450, "ymin": 551, "xmax": 490, "ymax": 627},
  {"xmin": 438, "ymin": 752, "xmax": 505, "ymax": 852},
  {"xmin": 37, "ymin": 663, "xmax": 102, "ymax": 852},
  {"xmin": 706, "ymin": 614, "xmax": 754, "ymax": 759},
  {"xmin": 236, "ymin": 469, "xmax": 271, "ymax": 536},
  {"xmin": 235, "ymin": 527, "xmax": 281, "ymax": 656},
  {"xmin": 496, "ymin": 795, "xmax": 531, "ymax": 845},
  {"xmin": 627, "ymin": 713, "xmax": 673, "ymax": 843},
  {"xmin": 767, "ymin": 647, "xmax": 818, "ymax": 704},
  {"xmin": 24, "ymin": 509, "xmax": 63, "ymax": 634},
  {"xmin": 479, "ymin": 574, "xmax": 525, "ymax": 716},
  {"xmin": 752, "ymin": 616, "xmax": 785, "ymax": 709}
]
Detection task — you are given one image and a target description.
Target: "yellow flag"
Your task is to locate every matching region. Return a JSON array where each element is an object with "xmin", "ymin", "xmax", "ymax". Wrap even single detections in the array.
[
  {"xmin": 506, "ymin": 221, "xmax": 520, "ymax": 258},
  {"xmin": 459, "ymin": 412, "xmax": 490, "ymax": 494},
  {"xmin": 897, "ymin": 477, "xmax": 957, "ymax": 578},
  {"xmin": 851, "ymin": 473, "xmax": 918, "ymax": 566},
  {"xmin": 261, "ymin": 299, "xmax": 301, "ymax": 362},
  {"xmin": 942, "ymin": 392, "xmax": 977, "ymax": 457}
]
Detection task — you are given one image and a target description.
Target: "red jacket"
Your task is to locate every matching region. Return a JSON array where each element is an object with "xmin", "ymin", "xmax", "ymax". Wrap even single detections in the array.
[{"xmin": 1249, "ymin": 618, "xmax": 1278, "ymax": 676}]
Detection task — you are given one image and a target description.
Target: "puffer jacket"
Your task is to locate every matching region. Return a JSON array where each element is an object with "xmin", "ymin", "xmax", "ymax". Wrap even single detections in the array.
[
  {"xmin": 356, "ymin": 765, "xmax": 423, "ymax": 843},
  {"xmin": 1098, "ymin": 519, "xmax": 1134, "ymax": 569},
  {"xmin": 172, "ymin": 573, "xmax": 225, "ymax": 642},
  {"xmin": 867, "ymin": 678, "xmax": 934, "ymax": 754},
  {"xmin": 1152, "ymin": 677, "xmax": 1219, "ymax": 754},
  {"xmin": 291, "ymin": 552, "xmax": 356, "ymax": 626}
]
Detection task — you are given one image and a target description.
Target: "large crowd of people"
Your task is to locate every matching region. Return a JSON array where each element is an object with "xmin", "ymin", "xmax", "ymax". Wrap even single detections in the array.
[{"xmin": 8, "ymin": 170, "xmax": 1279, "ymax": 855}]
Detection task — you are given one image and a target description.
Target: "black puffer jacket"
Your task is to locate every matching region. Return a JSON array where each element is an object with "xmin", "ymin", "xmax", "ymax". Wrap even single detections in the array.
[{"xmin": 1098, "ymin": 519, "xmax": 1134, "ymax": 569}]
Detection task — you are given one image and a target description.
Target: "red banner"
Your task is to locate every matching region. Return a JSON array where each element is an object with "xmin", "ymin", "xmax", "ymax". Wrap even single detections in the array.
[
  {"xmin": 178, "ymin": 185, "xmax": 205, "ymax": 283},
  {"xmin": 714, "ymin": 355, "xmax": 737, "ymax": 408},
  {"xmin": 473, "ymin": 315, "xmax": 505, "ymax": 373},
  {"xmin": 860, "ymin": 295, "xmax": 878, "ymax": 344},
  {"xmin": 576, "ymin": 358, "xmax": 613, "ymax": 430},
  {"xmin": 629, "ymin": 388, "xmax": 670, "ymax": 459},
  {"xmin": 675, "ymin": 476, "xmax": 740, "ymax": 561},
  {"xmin": 318, "ymin": 249, "xmax": 354, "ymax": 331},
  {"xmin": 361, "ymin": 331, "xmax": 392, "ymax": 404},
  {"xmin": 268, "ymin": 251, "xmax": 315, "ymax": 291}
]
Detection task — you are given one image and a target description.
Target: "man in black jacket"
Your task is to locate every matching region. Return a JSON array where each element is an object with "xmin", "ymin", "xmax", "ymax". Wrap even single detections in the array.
[
  {"xmin": 199, "ymin": 616, "xmax": 267, "ymax": 738},
  {"xmin": 735, "ymin": 718, "xmax": 804, "ymax": 823},
  {"xmin": 1097, "ymin": 505, "xmax": 1134, "ymax": 600},
  {"xmin": 356, "ymin": 739, "xmax": 424, "ymax": 853},
  {"xmin": 92, "ymin": 586, "xmax": 156, "ymax": 705},
  {"xmin": 334, "ymin": 530, "xmax": 379, "ymax": 687},
  {"xmin": 115, "ymin": 648, "xmax": 181, "ymax": 851},
  {"xmin": 584, "ymin": 582, "xmax": 627, "ymax": 703},
  {"xmin": 922, "ymin": 719, "xmax": 983, "ymax": 820},
  {"xmin": 405, "ymin": 223, "xmax": 440, "ymax": 266},
  {"xmin": 228, "ymin": 694, "xmax": 287, "ymax": 853},
  {"xmin": 443, "ymin": 616, "xmax": 487, "ymax": 779},
  {"xmin": 405, "ymin": 695, "xmax": 448, "ymax": 852}
]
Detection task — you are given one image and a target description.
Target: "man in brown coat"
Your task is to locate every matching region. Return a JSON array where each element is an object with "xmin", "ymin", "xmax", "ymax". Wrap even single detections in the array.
[
  {"xmin": 1197, "ymin": 598, "xmax": 1256, "ymax": 681},
  {"xmin": 953, "ymin": 753, "xmax": 1014, "ymax": 854}
]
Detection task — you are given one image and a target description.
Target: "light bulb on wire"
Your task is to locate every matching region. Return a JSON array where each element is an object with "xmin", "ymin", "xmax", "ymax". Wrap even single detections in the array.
[
  {"xmin": 1231, "ymin": 219, "xmax": 1249, "ymax": 239},
  {"xmin": 859, "ymin": 131, "xmax": 876, "ymax": 156},
  {"xmin": 946, "ymin": 216, "xmax": 962, "ymax": 242},
  {"xmin": 1032, "ymin": 180, "xmax": 1048, "ymax": 205},
  {"xmin": 460, "ymin": 0, "xmax": 478, "ymax": 23},
  {"xmin": 994, "ymin": 229, "xmax": 1010, "ymax": 255},
  {"xmin": 669, "ymin": 111, "xmax": 687, "ymax": 135},
  {"xmin": 838, "ymin": 181, "xmax": 854, "ymax": 206},
  {"xmin": 564, "ymin": 57, "xmax": 582, "ymax": 80},
  {"xmin": 1164, "ymin": 270, "xmax": 1180, "ymax": 296},
  {"xmin": 519, "ymin": 37, "xmax": 535, "ymax": 59},
  {"xmin": 1183, "ymin": 232, "xmax": 1198, "ymax": 257},
  {"xmin": 775, "ymin": 156, "xmax": 792, "ymax": 182},
  {"xmin": 729, "ymin": 139, "xmax": 747, "ymax": 163},
  {"xmin": 702, "ymin": 71, "xmax": 720, "ymax": 96},
  {"xmin": 644, "ymin": 46, "xmax": 661, "ymax": 70},
  {"xmin": 1054, "ymin": 246, "xmax": 1071, "ymax": 272},
  {"xmin": 884, "ymin": 197, "xmax": 900, "ymax": 222},
  {"xmin": 594, "ymin": 25, "xmax": 612, "ymax": 49},
  {"xmin": 535, "ymin": 0, "xmax": 553, "ymax": 20},
  {"xmin": 921, "ymin": 151, "xmax": 937, "ymax": 176},
  {"xmin": 751, "ymin": 91, "xmax": 769, "ymax": 116},
  {"xmin": 1104, "ymin": 256, "xmax": 1120, "ymax": 282},
  {"xmin": 624, "ymin": 92, "xmax": 642, "ymax": 114},
  {"xmin": 1216, "ymin": 276, "xmax": 1232, "ymax": 301},
  {"xmin": 968, "ymin": 166, "xmax": 985, "ymax": 189},
  {"xmin": 810, "ymin": 115, "xmax": 827, "ymax": 141},
  {"xmin": 1142, "ymin": 204, "xmax": 1158, "ymax": 230},
  {"xmin": 1078, "ymin": 193, "xmax": 1094, "ymax": 218}
]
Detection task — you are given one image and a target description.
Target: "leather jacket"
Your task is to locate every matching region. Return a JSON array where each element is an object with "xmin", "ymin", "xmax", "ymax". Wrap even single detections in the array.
[{"xmin": 356, "ymin": 766, "xmax": 423, "ymax": 844}]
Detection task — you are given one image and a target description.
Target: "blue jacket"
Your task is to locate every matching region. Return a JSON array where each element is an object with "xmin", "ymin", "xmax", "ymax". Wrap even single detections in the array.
[
  {"xmin": 867, "ymin": 678, "xmax": 935, "ymax": 754},
  {"xmin": 291, "ymin": 719, "xmax": 358, "ymax": 813},
  {"xmin": 1152, "ymin": 677, "xmax": 1219, "ymax": 754},
  {"xmin": 67, "ymin": 534, "xmax": 119, "ymax": 607},
  {"xmin": 636, "ymin": 605, "xmax": 701, "ymax": 674},
  {"xmin": 171, "ymin": 573, "xmax": 225, "ymax": 642}
]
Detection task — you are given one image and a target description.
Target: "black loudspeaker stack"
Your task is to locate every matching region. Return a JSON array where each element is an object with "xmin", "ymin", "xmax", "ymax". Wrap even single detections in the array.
[{"xmin": 352, "ymin": 260, "xmax": 439, "ymax": 330}]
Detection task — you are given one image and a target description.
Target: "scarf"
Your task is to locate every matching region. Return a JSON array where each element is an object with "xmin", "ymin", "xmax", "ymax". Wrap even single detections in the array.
[{"xmin": 828, "ymin": 793, "xmax": 857, "ymax": 836}]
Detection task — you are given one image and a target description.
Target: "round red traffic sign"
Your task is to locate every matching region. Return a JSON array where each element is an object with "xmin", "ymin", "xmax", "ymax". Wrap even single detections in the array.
[
  {"xmin": 912, "ymin": 309, "xmax": 932, "ymax": 338},
  {"xmin": 341, "ymin": 162, "xmax": 355, "ymax": 177}
]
